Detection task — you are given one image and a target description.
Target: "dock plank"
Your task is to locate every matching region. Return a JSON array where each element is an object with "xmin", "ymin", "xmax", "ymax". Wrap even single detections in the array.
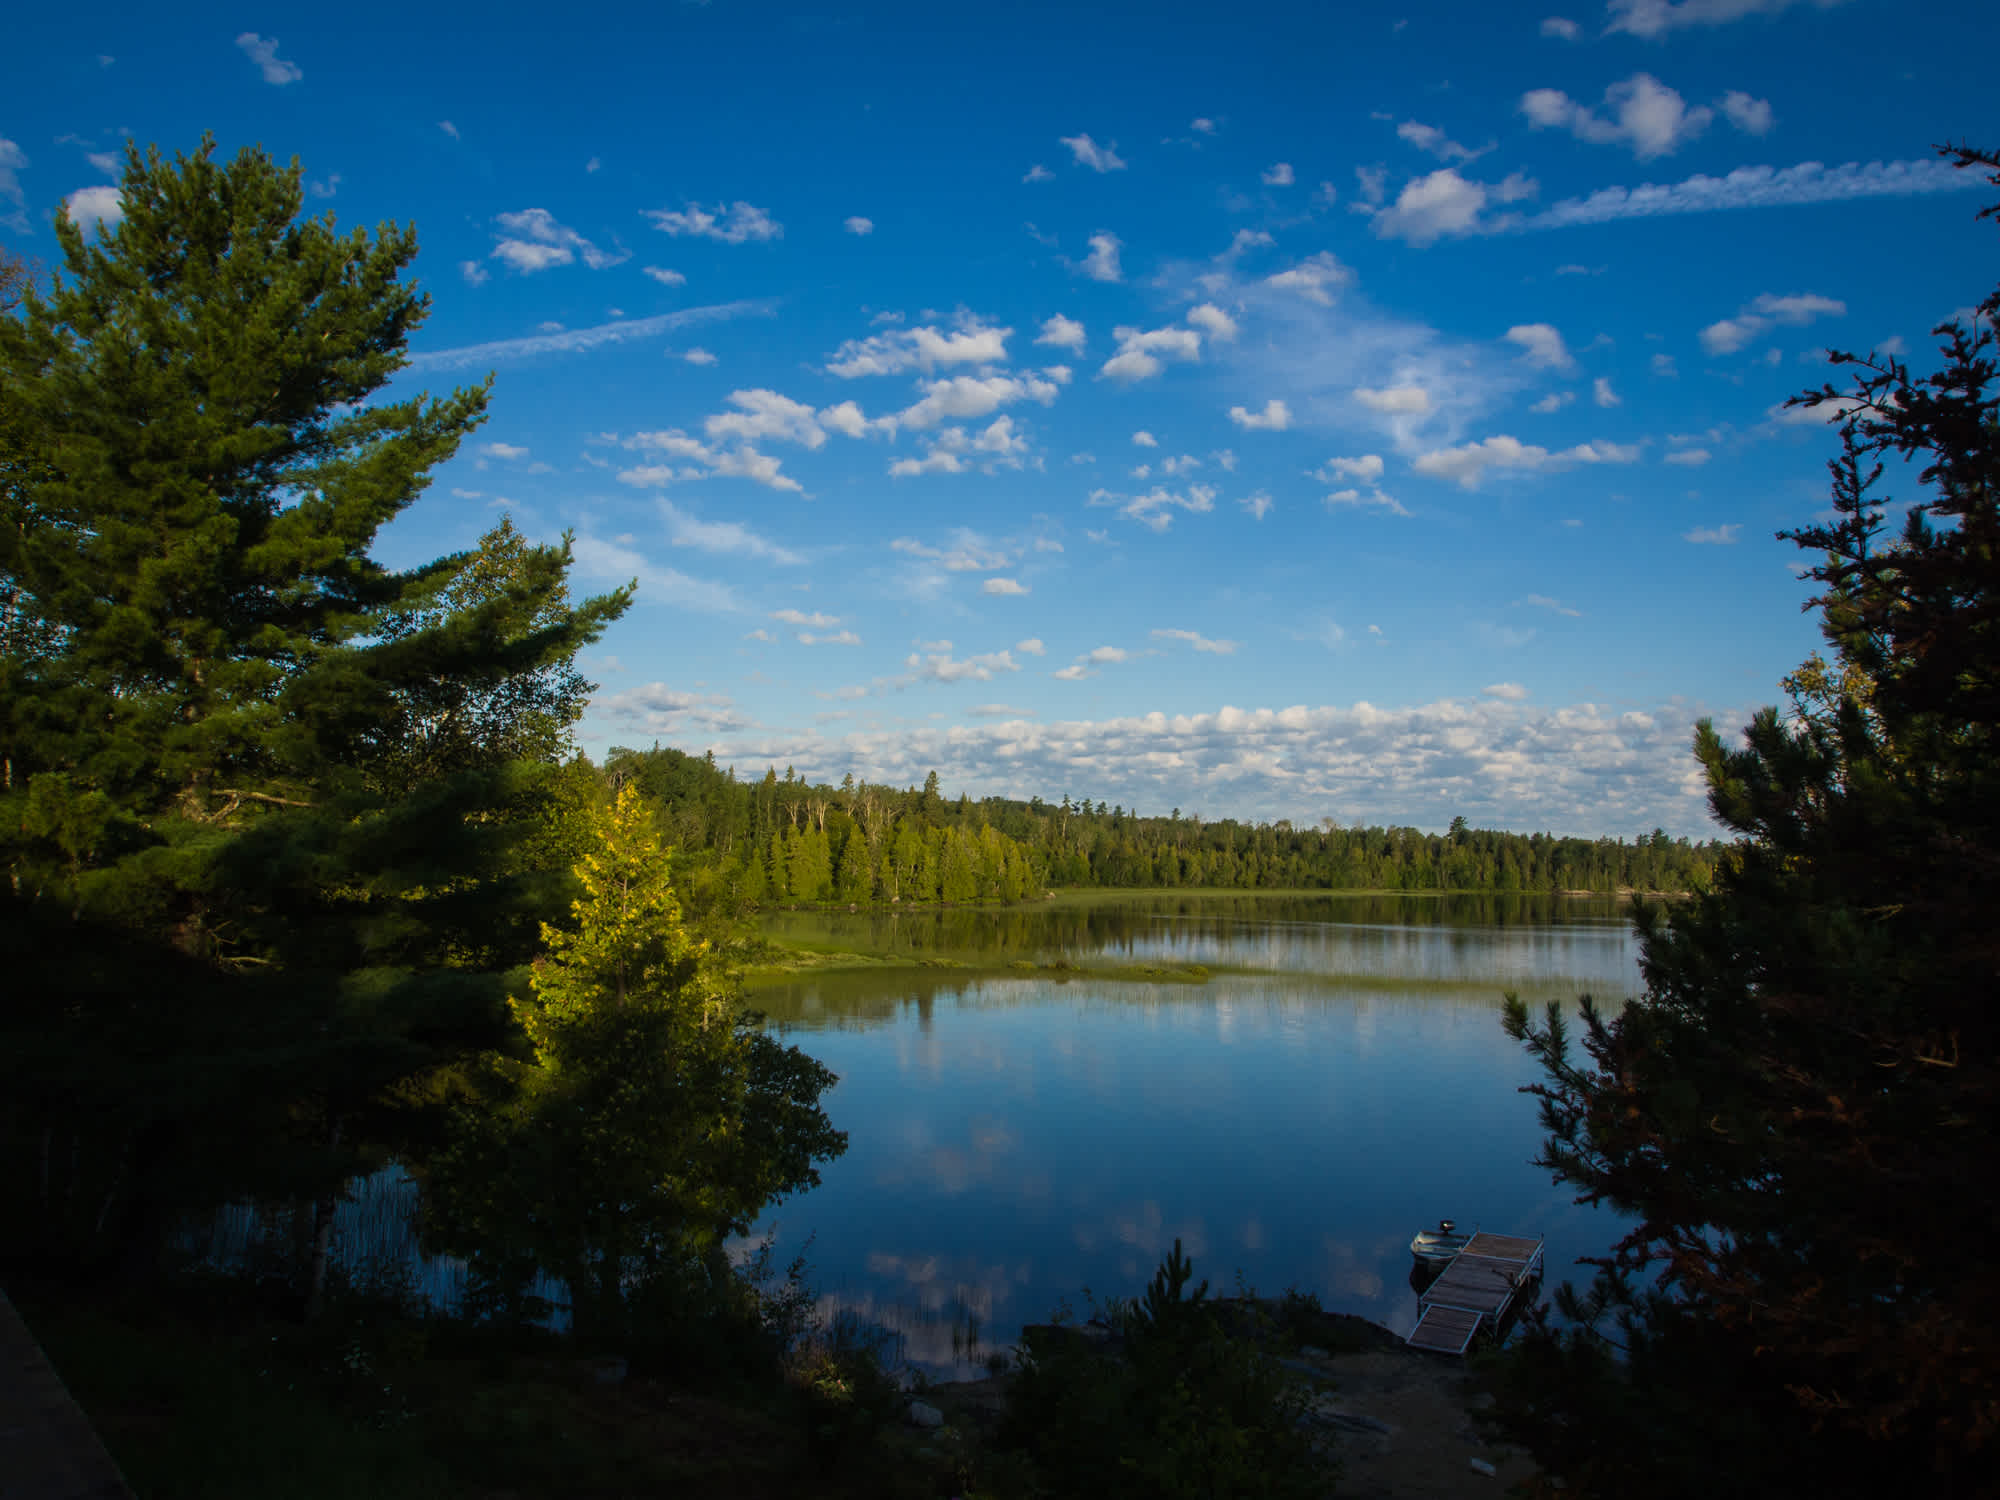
[
  {"xmin": 1462, "ymin": 1232, "xmax": 1541, "ymax": 1264},
  {"xmin": 1425, "ymin": 1254, "xmax": 1526, "ymax": 1313},
  {"xmin": 1406, "ymin": 1305, "xmax": 1480, "ymax": 1355}
]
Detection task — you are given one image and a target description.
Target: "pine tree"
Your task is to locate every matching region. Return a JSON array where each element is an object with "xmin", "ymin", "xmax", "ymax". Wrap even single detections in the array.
[
  {"xmin": 427, "ymin": 784, "xmax": 844, "ymax": 1334},
  {"xmin": 1489, "ymin": 143, "xmax": 2000, "ymax": 1497},
  {"xmin": 0, "ymin": 139, "xmax": 630, "ymax": 1279}
]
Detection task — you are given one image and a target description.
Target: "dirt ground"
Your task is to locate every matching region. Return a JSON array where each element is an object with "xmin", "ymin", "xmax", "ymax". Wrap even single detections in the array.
[{"xmin": 922, "ymin": 1316, "xmax": 1538, "ymax": 1499}]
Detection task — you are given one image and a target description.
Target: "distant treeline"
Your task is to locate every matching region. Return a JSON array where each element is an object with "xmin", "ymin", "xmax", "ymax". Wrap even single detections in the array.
[{"xmin": 607, "ymin": 744, "xmax": 1722, "ymax": 905}]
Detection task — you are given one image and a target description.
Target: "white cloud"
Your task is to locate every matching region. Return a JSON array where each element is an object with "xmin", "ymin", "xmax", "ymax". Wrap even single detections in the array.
[
  {"xmin": 594, "ymin": 682, "xmax": 747, "ymax": 734},
  {"xmin": 1607, "ymin": 0, "xmax": 1848, "ymax": 38},
  {"xmin": 491, "ymin": 207, "xmax": 626, "ymax": 272},
  {"xmin": 1484, "ymin": 682, "xmax": 1530, "ymax": 700},
  {"xmin": 773, "ymin": 608, "xmax": 842, "ymax": 628},
  {"xmin": 1529, "ymin": 391, "xmax": 1575, "ymax": 413},
  {"xmin": 1240, "ymin": 491, "xmax": 1274, "ymax": 520},
  {"xmin": 1262, "ymin": 251, "xmax": 1350, "ymax": 305},
  {"xmin": 1099, "ymin": 324, "xmax": 1203, "ymax": 384},
  {"xmin": 826, "ymin": 318, "xmax": 1013, "ymax": 378},
  {"xmin": 459, "ymin": 260, "xmax": 489, "ymax": 286},
  {"xmin": 307, "ymin": 172, "xmax": 339, "ymax": 198},
  {"xmin": 1228, "ymin": 399, "xmax": 1292, "ymax": 432},
  {"xmin": 1397, "ymin": 121, "xmax": 1483, "ymax": 163},
  {"xmin": 586, "ymin": 156, "xmax": 601, "ymax": 173},
  {"xmin": 1132, "ymin": 431, "xmax": 1158, "ymax": 447},
  {"xmin": 1355, "ymin": 164, "xmax": 1389, "ymax": 206},
  {"xmin": 1412, "ymin": 434, "xmax": 1641, "ymax": 487},
  {"xmin": 1766, "ymin": 394, "xmax": 1865, "ymax": 427},
  {"xmin": 619, "ymin": 427, "xmax": 804, "ymax": 494},
  {"xmin": 1520, "ymin": 73, "xmax": 1713, "ymax": 160},
  {"xmin": 1052, "ymin": 665, "xmax": 1094, "ymax": 681},
  {"xmin": 1036, "ymin": 315, "xmax": 1087, "ymax": 353},
  {"xmin": 1353, "ymin": 385, "xmax": 1432, "ymax": 415},
  {"xmin": 1219, "ymin": 228, "xmax": 1276, "ymax": 262},
  {"xmin": 1084, "ymin": 646, "xmax": 1129, "ymax": 664},
  {"xmin": 1153, "ymin": 628, "xmax": 1239, "ymax": 654},
  {"xmin": 1371, "ymin": 169, "xmax": 1492, "ymax": 246},
  {"xmin": 817, "ymin": 399, "xmax": 892, "ymax": 439},
  {"xmin": 1505, "ymin": 322, "xmax": 1577, "ymax": 372},
  {"xmin": 1719, "ymin": 91, "xmax": 1775, "ymax": 135},
  {"xmin": 1192, "ymin": 118, "xmax": 1217, "ymax": 135},
  {"xmin": 439, "ymin": 121, "xmax": 460, "ymax": 140},
  {"xmin": 1090, "ymin": 483, "xmax": 1218, "ymax": 532},
  {"xmin": 1262, "ymin": 162, "xmax": 1295, "ymax": 186},
  {"xmin": 62, "ymin": 184, "xmax": 123, "ymax": 234},
  {"xmin": 645, "ymin": 201, "xmax": 783, "ymax": 243},
  {"xmin": 843, "ymin": 215, "xmax": 874, "ymax": 236},
  {"xmin": 1522, "ymin": 594, "xmax": 1582, "ymax": 616},
  {"xmin": 643, "ymin": 266, "xmax": 686, "ymax": 286},
  {"xmin": 1016, "ymin": 638, "xmax": 1047, "ymax": 656},
  {"xmin": 1664, "ymin": 447, "xmax": 1711, "ymax": 466},
  {"xmin": 234, "ymin": 32, "xmax": 301, "ymax": 84},
  {"xmin": 1325, "ymin": 487, "xmax": 1411, "ymax": 517},
  {"xmin": 481, "ymin": 441, "xmax": 530, "ymax": 461},
  {"xmin": 1314, "ymin": 454, "xmax": 1386, "ymax": 483},
  {"xmin": 1700, "ymin": 291, "xmax": 1844, "ymax": 354},
  {"xmin": 1062, "ymin": 134, "xmax": 1127, "ymax": 172},
  {"xmin": 1684, "ymin": 523, "xmax": 1741, "ymax": 544},
  {"xmin": 798, "ymin": 629, "xmax": 863, "ymax": 646},
  {"xmin": 705, "ymin": 388, "xmax": 827, "ymax": 449},
  {"xmin": 1023, "ymin": 164, "xmax": 1054, "ymax": 183},
  {"xmin": 904, "ymin": 648, "xmax": 1021, "ymax": 685},
  {"xmin": 983, "ymin": 577, "xmax": 1029, "ymax": 595},
  {"xmin": 896, "ymin": 372, "xmax": 1059, "ymax": 430},
  {"xmin": 1652, "ymin": 352, "xmax": 1679, "ymax": 376},
  {"xmin": 1186, "ymin": 303, "xmax": 1239, "ymax": 340},
  {"xmin": 1541, "ymin": 15, "xmax": 1581, "ymax": 37},
  {"xmin": 569, "ymin": 535, "xmax": 739, "ymax": 615},
  {"xmin": 682, "ymin": 347, "xmax": 719, "ymax": 366},
  {"xmin": 1593, "ymin": 375, "xmax": 1621, "ymax": 407},
  {"xmin": 1081, "ymin": 232, "xmax": 1123, "ymax": 283},
  {"xmin": 0, "ymin": 138, "xmax": 28, "ymax": 207},
  {"xmin": 660, "ymin": 499, "xmax": 803, "ymax": 564}
]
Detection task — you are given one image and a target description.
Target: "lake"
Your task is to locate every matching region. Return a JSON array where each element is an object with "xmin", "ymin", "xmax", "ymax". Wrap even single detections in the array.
[{"xmin": 744, "ymin": 892, "xmax": 1643, "ymax": 1375}]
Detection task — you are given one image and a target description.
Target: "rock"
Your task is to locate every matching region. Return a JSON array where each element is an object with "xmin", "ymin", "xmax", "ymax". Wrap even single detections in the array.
[
  {"xmin": 585, "ymin": 1355, "xmax": 628, "ymax": 1386},
  {"xmin": 1298, "ymin": 1345, "xmax": 1330, "ymax": 1361},
  {"xmin": 906, "ymin": 1400, "xmax": 944, "ymax": 1429},
  {"xmin": 1469, "ymin": 1456, "xmax": 1498, "ymax": 1477}
]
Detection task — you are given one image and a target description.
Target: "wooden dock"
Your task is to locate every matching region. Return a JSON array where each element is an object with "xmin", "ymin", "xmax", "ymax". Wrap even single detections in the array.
[
  {"xmin": 1406, "ymin": 1230, "xmax": 1544, "ymax": 1355},
  {"xmin": 0, "ymin": 1287, "xmax": 136, "ymax": 1499}
]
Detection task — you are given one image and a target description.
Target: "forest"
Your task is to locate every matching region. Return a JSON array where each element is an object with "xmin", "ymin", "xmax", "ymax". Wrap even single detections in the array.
[{"xmin": 611, "ymin": 742, "xmax": 1720, "ymax": 911}]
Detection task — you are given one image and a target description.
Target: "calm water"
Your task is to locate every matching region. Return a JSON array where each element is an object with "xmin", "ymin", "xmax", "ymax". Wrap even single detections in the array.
[{"xmin": 747, "ymin": 893, "xmax": 1643, "ymax": 1375}]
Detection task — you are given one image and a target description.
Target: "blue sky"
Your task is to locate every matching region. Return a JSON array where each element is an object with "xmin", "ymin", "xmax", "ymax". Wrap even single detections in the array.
[{"xmin": 6, "ymin": 0, "xmax": 1995, "ymax": 837}]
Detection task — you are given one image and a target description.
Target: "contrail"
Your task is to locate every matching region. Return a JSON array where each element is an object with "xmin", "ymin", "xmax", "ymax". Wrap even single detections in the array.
[{"xmin": 405, "ymin": 298, "xmax": 777, "ymax": 371}]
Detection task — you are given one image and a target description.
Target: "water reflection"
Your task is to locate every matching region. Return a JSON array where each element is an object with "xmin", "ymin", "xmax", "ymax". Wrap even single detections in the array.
[{"xmin": 751, "ymin": 894, "xmax": 1641, "ymax": 1377}]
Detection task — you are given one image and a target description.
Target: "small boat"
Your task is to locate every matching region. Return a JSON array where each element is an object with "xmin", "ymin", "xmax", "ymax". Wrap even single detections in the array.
[{"xmin": 1410, "ymin": 1218, "xmax": 1471, "ymax": 1266}]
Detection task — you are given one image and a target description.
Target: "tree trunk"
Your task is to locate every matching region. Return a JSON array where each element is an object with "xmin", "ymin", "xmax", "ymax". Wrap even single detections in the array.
[{"xmin": 302, "ymin": 1116, "xmax": 345, "ymax": 1321}]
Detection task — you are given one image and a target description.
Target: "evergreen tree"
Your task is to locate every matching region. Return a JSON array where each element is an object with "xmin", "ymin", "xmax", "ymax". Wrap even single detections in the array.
[
  {"xmin": 427, "ymin": 785, "xmax": 844, "ymax": 1335},
  {"xmin": 1488, "ymin": 143, "xmax": 2000, "ymax": 1497},
  {"xmin": 0, "ymin": 139, "xmax": 629, "ymax": 1279}
]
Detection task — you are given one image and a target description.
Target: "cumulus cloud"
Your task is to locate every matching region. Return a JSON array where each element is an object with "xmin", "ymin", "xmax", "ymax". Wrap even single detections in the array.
[
  {"xmin": 1541, "ymin": 15, "xmax": 1582, "ymax": 37},
  {"xmin": 1262, "ymin": 162, "xmax": 1295, "ymax": 186},
  {"xmin": 1240, "ymin": 491, "xmax": 1274, "ymax": 520},
  {"xmin": 619, "ymin": 426, "xmax": 805, "ymax": 494},
  {"xmin": 1099, "ymin": 324, "xmax": 1203, "ymax": 384},
  {"xmin": 1228, "ymin": 399, "xmax": 1293, "ymax": 432},
  {"xmin": 1593, "ymin": 375, "xmax": 1621, "ymax": 407},
  {"xmin": 1262, "ymin": 251, "xmax": 1350, "ymax": 305},
  {"xmin": 1313, "ymin": 454, "xmax": 1386, "ymax": 484},
  {"xmin": 0, "ymin": 138, "xmax": 28, "ymax": 208},
  {"xmin": 1663, "ymin": 447, "xmax": 1710, "ymax": 465},
  {"xmin": 62, "ymin": 184, "xmax": 123, "ymax": 234},
  {"xmin": 1153, "ymin": 628, "xmax": 1239, "ymax": 654},
  {"xmin": 1080, "ymin": 232, "xmax": 1123, "ymax": 283},
  {"xmin": 481, "ymin": 441, "xmax": 529, "ymax": 461},
  {"xmin": 983, "ymin": 577, "xmax": 1029, "ymax": 595},
  {"xmin": 1370, "ymin": 169, "xmax": 1494, "ymax": 246},
  {"xmin": 1219, "ymin": 228, "xmax": 1276, "ymax": 262},
  {"xmin": 1132, "ymin": 431, "xmax": 1158, "ymax": 447},
  {"xmin": 645, "ymin": 201, "xmax": 782, "ymax": 243},
  {"xmin": 896, "ymin": 373, "xmax": 1059, "ymax": 431},
  {"xmin": 1699, "ymin": 290, "xmax": 1845, "ymax": 354},
  {"xmin": 1606, "ymin": 0, "xmax": 1848, "ymax": 39},
  {"xmin": 1530, "ymin": 391, "xmax": 1575, "ymax": 413},
  {"xmin": 692, "ymin": 695, "xmax": 1727, "ymax": 836},
  {"xmin": 235, "ymin": 32, "xmax": 301, "ymax": 84},
  {"xmin": 459, "ymin": 260, "xmax": 489, "ymax": 286},
  {"xmin": 705, "ymin": 388, "xmax": 827, "ymax": 449},
  {"xmin": 1035, "ymin": 314, "xmax": 1087, "ymax": 354},
  {"xmin": 826, "ymin": 318, "xmax": 1012, "ymax": 377},
  {"xmin": 1719, "ymin": 91, "xmax": 1775, "ymax": 135},
  {"xmin": 643, "ymin": 266, "xmax": 686, "ymax": 286},
  {"xmin": 594, "ymin": 682, "xmax": 747, "ymax": 735},
  {"xmin": 1353, "ymin": 385, "xmax": 1432, "ymax": 415},
  {"xmin": 1684, "ymin": 523, "xmax": 1742, "ymax": 543},
  {"xmin": 1016, "ymin": 638, "xmax": 1047, "ymax": 656},
  {"xmin": 1397, "ymin": 121, "xmax": 1484, "ymax": 163},
  {"xmin": 1186, "ymin": 303, "xmax": 1239, "ymax": 340},
  {"xmin": 1062, "ymin": 134, "xmax": 1127, "ymax": 172},
  {"xmin": 773, "ymin": 608, "xmax": 842, "ymax": 628},
  {"xmin": 490, "ymin": 207, "xmax": 626, "ymax": 273},
  {"xmin": 1412, "ymin": 434, "xmax": 1641, "ymax": 487},
  {"xmin": 844, "ymin": 215, "xmax": 874, "ymax": 235},
  {"xmin": 439, "ymin": 121, "xmax": 460, "ymax": 140},
  {"xmin": 1088, "ymin": 482, "xmax": 1218, "ymax": 532},
  {"xmin": 1520, "ymin": 73, "xmax": 1714, "ymax": 159},
  {"xmin": 1505, "ymin": 323, "xmax": 1577, "ymax": 372},
  {"xmin": 1483, "ymin": 682, "xmax": 1530, "ymax": 700}
]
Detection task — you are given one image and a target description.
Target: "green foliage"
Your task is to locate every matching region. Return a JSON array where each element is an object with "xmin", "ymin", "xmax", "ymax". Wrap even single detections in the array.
[
  {"xmin": 426, "ymin": 784, "xmax": 846, "ymax": 1340},
  {"xmin": 0, "ymin": 138, "xmax": 628, "ymax": 1278},
  {"xmin": 1487, "ymin": 143, "xmax": 2000, "ymax": 1498},
  {"xmin": 996, "ymin": 1241, "xmax": 1321, "ymax": 1500}
]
